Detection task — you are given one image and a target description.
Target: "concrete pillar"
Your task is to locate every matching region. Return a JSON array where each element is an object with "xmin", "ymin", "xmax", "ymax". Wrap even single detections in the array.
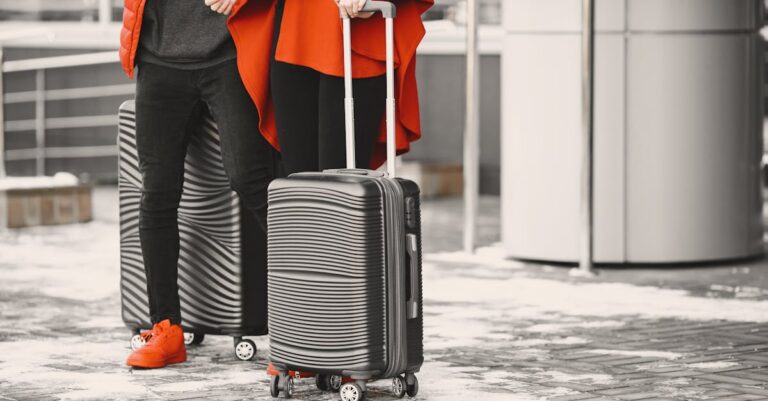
[{"xmin": 501, "ymin": 0, "xmax": 764, "ymax": 264}]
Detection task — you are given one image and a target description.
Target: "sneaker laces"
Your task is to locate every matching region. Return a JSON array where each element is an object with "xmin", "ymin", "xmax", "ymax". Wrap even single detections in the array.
[
  {"xmin": 145, "ymin": 322, "xmax": 167, "ymax": 345},
  {"xmin": 139, "ymin": 330, "xmax": 153, "ymax": 342}
]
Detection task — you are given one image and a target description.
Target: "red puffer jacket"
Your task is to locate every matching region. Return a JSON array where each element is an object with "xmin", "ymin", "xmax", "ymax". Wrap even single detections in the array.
[{"xmin": 119, "ymin": 0, "xmax": 146, "ymax": 79}]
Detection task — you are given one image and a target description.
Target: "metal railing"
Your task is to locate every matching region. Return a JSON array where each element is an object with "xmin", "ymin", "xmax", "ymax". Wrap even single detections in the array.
[
  {"xmin": 0, "ymin": 50, "xmax": 128, "ymax": 178},
  {"xmin": 0, "ymin": 0, "xmax": 115, "ymax": 24}
]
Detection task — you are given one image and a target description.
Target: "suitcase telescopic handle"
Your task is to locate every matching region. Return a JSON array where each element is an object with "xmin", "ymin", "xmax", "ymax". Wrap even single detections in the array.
[{"xmin": 341, "ymin": 1, "xmax": 397, "ymax": 177}]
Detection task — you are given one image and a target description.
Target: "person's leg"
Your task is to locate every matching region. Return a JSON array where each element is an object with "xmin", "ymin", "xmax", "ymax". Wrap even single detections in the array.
[
  {"xmin": 270, "ymin": 59, "xmax": 321, "ymax": 175},
  {"xmin": 198, "ymin": 59, "xmax": 274, "ymax": 231},
  {"xmin": 318, "ymin": 73, "xmax": 386, "ymax": 170},
  {"xmin": 135, "ymin": 62, "xmax": 201, "ymax": 326}
]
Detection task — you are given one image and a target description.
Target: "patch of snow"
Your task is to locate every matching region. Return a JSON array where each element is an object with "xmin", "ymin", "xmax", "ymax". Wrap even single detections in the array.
[
  {"xmin": 0, "ymin": 221, "xmax": 119, "ymax": 301},
  {"xmin": 524, "ymin": 321, "xmax": 625, "ymax": 333},
  {"xmin": 424, "ymin": 243, "xmax": 524, "ymax": 270},
  {"xmin": 152, "ymin": 369, "xmax": 260, "ymax": 392},
  {"xmin": 686, "ymin": 361, "xmax": 741, "ymax": 370},
  {"xmin": 416, "ymin": 361, "xmax": 540, "ymax": 401},
  {"xmin": 0, "ymin": 173, "xmax": 80, "ymax": 190},
  {"xmin": 508, "ymin": 337, "xmax": 589, "ymax": 347},
  {"xmin": 586, "ymin": 349, "xmax": 684, "ymax": 359},
  {"xmin": 424, "ymin": 264, "xmax": 768, "ymax": 323},
  {"xmin": 545, "ymin": 371, "xmax": 614, "ymax": 385}
]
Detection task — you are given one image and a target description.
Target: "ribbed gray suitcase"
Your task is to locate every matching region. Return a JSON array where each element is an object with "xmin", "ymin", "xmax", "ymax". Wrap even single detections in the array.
[
  {"xmin": 118, "ymin": 100, "xmax": 268, "ymax": 361},
  {"xmin": 267, "ymin": 3, "xmax": 423, "ymax": 400}
]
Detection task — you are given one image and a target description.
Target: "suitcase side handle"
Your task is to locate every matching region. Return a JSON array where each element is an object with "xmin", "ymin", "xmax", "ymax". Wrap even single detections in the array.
[
  {"xmin": 341, "ymin": 1, "xmax": 397, "ymax": 177},
  {"xmin": 405, "ymin": 233, "xmax": 420, "ymax": 319}
]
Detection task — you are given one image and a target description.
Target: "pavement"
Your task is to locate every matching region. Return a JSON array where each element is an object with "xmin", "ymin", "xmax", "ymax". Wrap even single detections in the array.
[{"xmin": 1, "ymin": 187, "xmax": 768, "ymax": 401}]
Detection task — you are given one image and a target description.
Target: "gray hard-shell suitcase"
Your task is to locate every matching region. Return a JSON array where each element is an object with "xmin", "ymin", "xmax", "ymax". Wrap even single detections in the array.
[
  {"xmin": 266, "ymin": 3, "xmax": 424, "ymax": 400},
  {"xmin": 118, "ymin": 100, "xmax": 270, "ymax": 361}
]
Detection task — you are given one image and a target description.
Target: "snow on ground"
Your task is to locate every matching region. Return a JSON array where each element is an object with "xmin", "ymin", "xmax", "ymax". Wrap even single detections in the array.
[
  {"xmin": 584, "ymin": 349, "xmax": 684, "ymax": 360},
  {"xmin": 0, "ymin": 173, "xmax": 80, "ymax": 190},
  {"xmin": 424, "ymin": 256, "xmax": 768, "ymax": 323},
  {"xmin": 685, "ymin": 361, "xmax": 741, "ymax": 370},
  {"xmin": 0, "ymin": 221, "xmax": 120, "ymax": 301},
  {"xmin": 2, "ymin": 192, "xmax": 768, "ymax": 400}
]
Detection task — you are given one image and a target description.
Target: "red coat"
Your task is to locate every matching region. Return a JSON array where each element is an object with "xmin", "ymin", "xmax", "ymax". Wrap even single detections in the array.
[
  {"xmin": 119, "ymin": 0, "xmax": 146, "ymax": 80},
  {"xmin": 120, "ymin": 0, "xmax": 432, "ymax": 168}
]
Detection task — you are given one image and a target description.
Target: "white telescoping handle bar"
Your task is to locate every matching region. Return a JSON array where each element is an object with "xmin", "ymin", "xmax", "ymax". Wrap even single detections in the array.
[{"xmin": 341, "ymin": 1, "xmax": 397, "ymax": 177}]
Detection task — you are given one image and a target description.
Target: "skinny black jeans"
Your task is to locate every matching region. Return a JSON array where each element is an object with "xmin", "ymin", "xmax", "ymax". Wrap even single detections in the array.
[
  {"xmin": 135, "ymin": 60, "xmax": 274, "ymax": 325},
  {"xmin": 270, "ymin": 0, "xmax": 386, "ymax": 174},
  {"xmin": 270, "ymin": 61, "xmax": 386, "ymax": 174}
]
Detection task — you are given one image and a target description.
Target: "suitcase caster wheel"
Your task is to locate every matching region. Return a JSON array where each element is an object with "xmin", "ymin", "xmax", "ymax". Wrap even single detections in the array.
[
  {"xmin": 282, "ymin": 376, "xmax": 294, "ymax": 398},
  {"xmin": 339, "ymin": 382, "xmax": 365, "ymax": 401},
  {"xmin": 405, "ymin": 375, "xmax": 419, "ymax": 397},
  {"xmin": 184, "ymin": 332, "xmax": 204, "ymax": 346},
  {"xmin": 269, "ymin": 375, "xmax": 280, "ymax": 398},
  {"xmin": 329, "ymin": 375, "xmax": 342, "ymax": 392},
  {"xmin": 316, "ymin": 375, "xmax": 329, "ymax": 391},
  {"xmin": 234, "ymin": 339, "xmax": 257, "ymax": 361},
  {"xmin": 130, "ymin": 333, "xmax": 146, "ymax": 351},
  {"xmin": 392, "ymin": 376, "xmax": 406, "ymax": 398}
]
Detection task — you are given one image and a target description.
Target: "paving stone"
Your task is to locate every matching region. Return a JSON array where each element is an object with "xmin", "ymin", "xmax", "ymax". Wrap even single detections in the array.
[
  {"xmin": 704, "ymin": 383, "xmax": 768, "ymax": 397},
  {"xmin": 655, "ymin": 369, "xmax": 706, "ymax": 378},
  {"xmin": 698, "ymin": 373, "xmax": 764, "ymax": 386},
  {"xmin": 545, "ymin": 382, "xmax": 602, "ymax": 392},
  {"xmin": 593, "ymin": 387, "xmax": 636, "ymax": 396},
  {"xmin": 614, "ymin": 392, "xmax": 662, "ymax": 400},
  {"xmin": 549, "ymin": 393, "xmax": 596, "ymax": 401},
  {"xmin": 738, "ymin": 354, "xmax": 768, "ymax": 363},
  {"xmin": 703, "ymin": 389, "xmax": 741, "ymax": 397}
]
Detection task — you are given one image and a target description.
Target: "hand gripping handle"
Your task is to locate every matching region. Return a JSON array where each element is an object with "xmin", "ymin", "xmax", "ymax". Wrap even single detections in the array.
[
  {"xmin": 339, "ymin": 1, "xmax": 396, "ymax": 18},
  {"xmin": 361, "ymin": 0, "xmax": 396, "ymax": 18}
]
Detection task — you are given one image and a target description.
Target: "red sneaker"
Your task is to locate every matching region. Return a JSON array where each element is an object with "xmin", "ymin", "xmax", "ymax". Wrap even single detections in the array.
[{"xmin": 126, "ymin": 319, "xmax": 187, "ymax": 368}]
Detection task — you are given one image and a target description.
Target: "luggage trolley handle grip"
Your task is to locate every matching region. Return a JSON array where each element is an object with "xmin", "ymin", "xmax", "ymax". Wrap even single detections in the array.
[
  {"xmin": 341, "ymin": 1, "xmax": 397, "ymax": 177},
  {"xmin": 355, "ymin": 0, "xmax": 396, "ymax": 18},
  {"xmin": 405, "ymin": 233, "xmax": 419, "ymax": 319}
]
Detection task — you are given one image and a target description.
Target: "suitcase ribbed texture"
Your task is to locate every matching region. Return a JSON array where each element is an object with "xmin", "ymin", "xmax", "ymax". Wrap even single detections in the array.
[
  {"xmin": 268, "ymin": 183, "xmax": 388, "ymax": 372},
  {"xmin": 118, "ymin": 102, "xmax": 245, "ymax": 332}
]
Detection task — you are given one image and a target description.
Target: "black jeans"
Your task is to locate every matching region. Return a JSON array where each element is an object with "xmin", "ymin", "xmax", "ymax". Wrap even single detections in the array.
[
  {"xmin": 270, "ymin": 60, "xmax": 386, "ymax": 174},
  {"xmin": 135, "ymin": 60, "xmax": 274, "ymax": 325},
  {"xmin": 269, "ymin": 0, "xmax": 385, "ymax": 174}
]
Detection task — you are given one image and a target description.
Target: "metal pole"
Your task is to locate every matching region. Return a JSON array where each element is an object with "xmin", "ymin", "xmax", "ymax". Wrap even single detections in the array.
[
  {"xmin": 35, "ymin": 69, "xmax": 45, "ymax": 176},
  {"xmin": 98, "ymin": 0, "xmax": 112, "ymax": 26},
  {"xmin": 0, "ymin": 47, "xmax": 5, "ymax": 179},
  {"xmin": 579, "ymin": 0, "xmax": 595, "ymax": 273},
  {"xmin": 463, "ymin": 0, "xmax": 480, "ymax": 254}
]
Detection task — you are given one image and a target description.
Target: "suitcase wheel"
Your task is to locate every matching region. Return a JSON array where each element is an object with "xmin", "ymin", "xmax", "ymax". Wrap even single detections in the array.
[
  {"xmin": 269, "ymin": 374, "xmax": 293, "ymax": 398},
  {"xmin": 283, "ymin": 376, "xmax": 294, "ymax": 398},
  {"xmin": 329, "ymin": 375, "xmax": 343, "ymax": 392},
  {"xmin": 269, "ymin": 375, "xmax": 280, "ymax": 398},
  {"xmin": 129, "ymin": 333, "xmax": 146, "ymax": 351},
  {"xmin": 183, "ymin": 332, "xmax": 205, "ymax": 346},
  {"xmin": 405, "ymin": 374, "xmax": 419, "ymax": 397},
  {"xmin": 391, "ymin": 376, "xmax": 406, "ymax": 399},
  {"xmin": 317, "ymin": 375, "xmax": 343, "ymax": 392},
  {"xmin": 316, "ymin": 375, "xmax": 328, "ymax": 391},
  {"xmin": 234, "ymin": 338, "xmax": 257, "ymax": 361},
  {"xmin": 339, "ymin": 382, "xmax": 365, "ymax": 401}
]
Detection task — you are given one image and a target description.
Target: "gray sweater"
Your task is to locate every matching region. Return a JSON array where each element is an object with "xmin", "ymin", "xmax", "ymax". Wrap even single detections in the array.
[{"xmin": 138, "ymin": 0, "xmax": 236, "ymax": 70}]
